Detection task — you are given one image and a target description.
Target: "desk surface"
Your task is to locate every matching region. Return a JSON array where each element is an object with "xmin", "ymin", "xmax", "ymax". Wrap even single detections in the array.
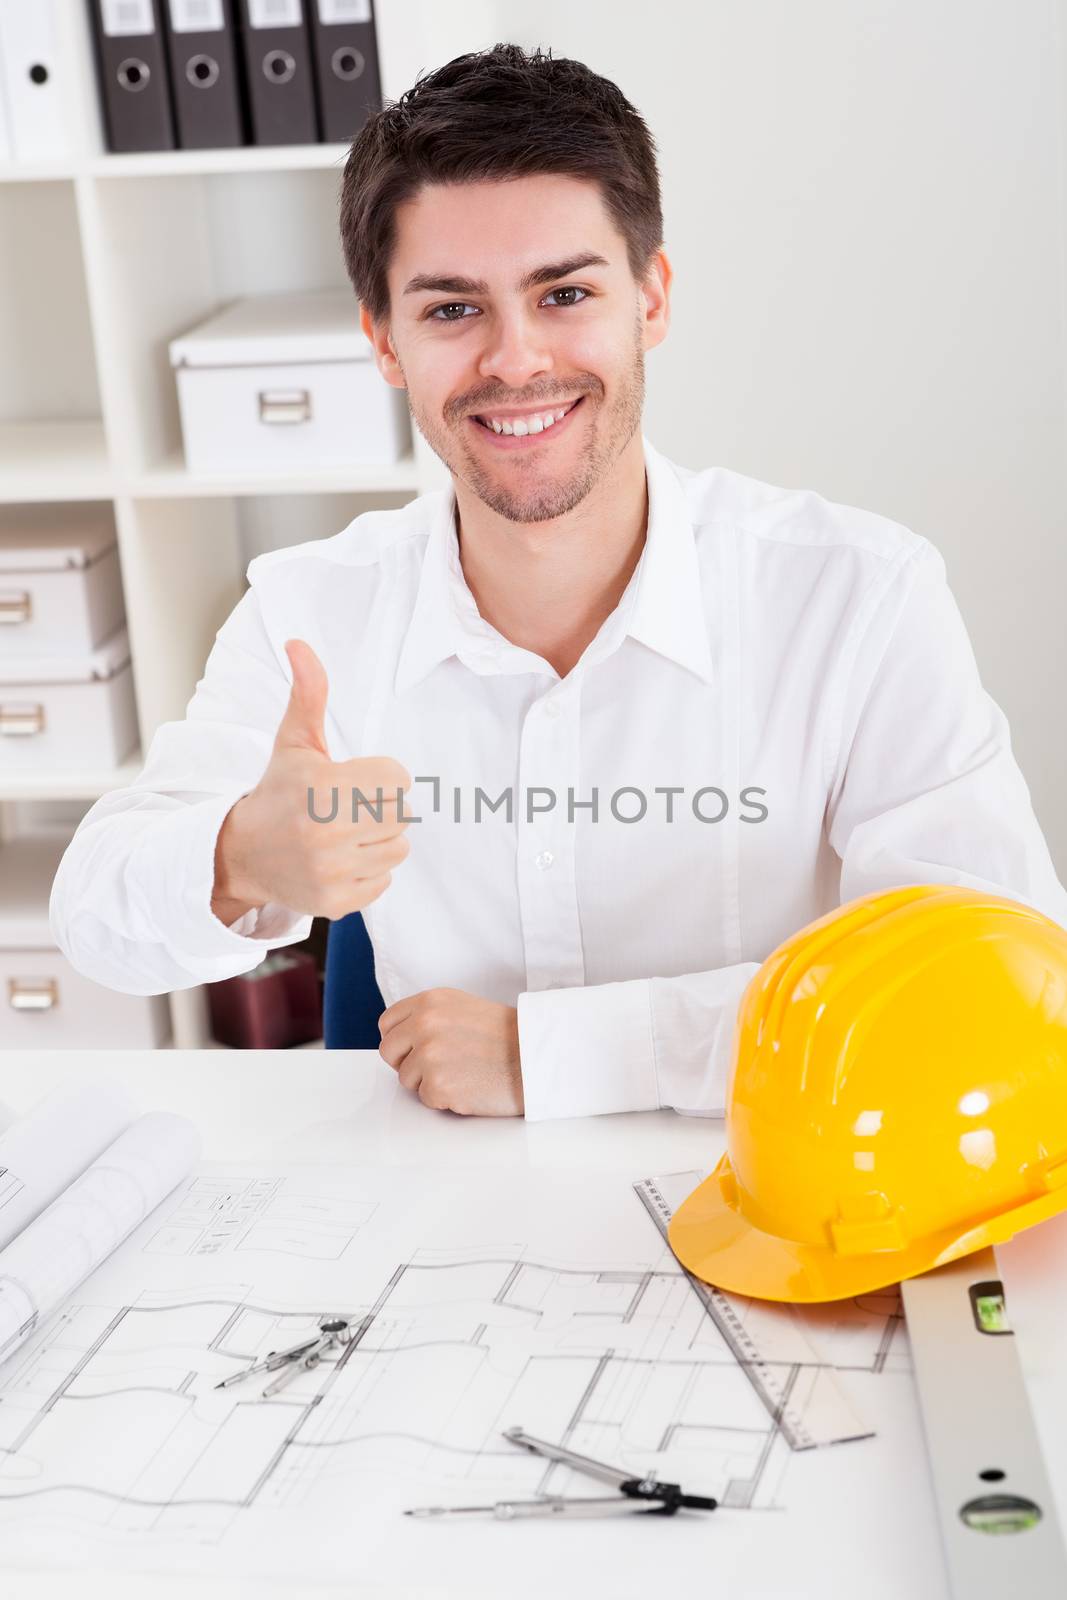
[
  {"xmin": 0, "ymin": 1047, "xmax": 723, "ymax": 1173},
  {"xmin": 1, "ymin": 1050, "xmax": 1065, "ymax": 1600}
]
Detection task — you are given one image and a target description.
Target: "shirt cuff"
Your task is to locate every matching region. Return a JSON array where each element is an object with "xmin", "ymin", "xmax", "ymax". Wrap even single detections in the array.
[
  {"xmin": 126, "ymin": 790, "xmax": 314, "ymax": 962},
  {"xmin": 224, "ymin": 902, "xmax": 311, "ymax": 942},
  {"xmin": 516, "ymin": 977, "xmax": 658, "ymax": 1121}
]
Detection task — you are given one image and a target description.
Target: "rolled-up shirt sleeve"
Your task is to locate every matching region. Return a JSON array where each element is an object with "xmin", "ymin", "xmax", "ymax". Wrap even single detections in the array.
[{"xmin": 49, "ymin": 585, "xmax": 313, "ymax": 996}]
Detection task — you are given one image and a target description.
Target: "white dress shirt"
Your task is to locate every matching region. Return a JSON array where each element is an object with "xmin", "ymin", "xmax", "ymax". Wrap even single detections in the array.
[{"xmin": 49, "ymin": 436, "xmax": 1067, "ymax": 1119}]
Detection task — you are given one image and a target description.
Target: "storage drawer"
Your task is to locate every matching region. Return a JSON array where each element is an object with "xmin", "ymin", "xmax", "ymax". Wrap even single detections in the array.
[
  {"xmin": 0, "ymin": 626, "xmax": 138, "ymax": 771},
  {"xmin": 1, "ymin": 950, "xmax": 170, "ymax": 1047},
  {"xmin": 174, "ymin": 357, "xmax": 410, "ymax": 473},
  {"xmin": 0, "ymin": 832, "xmax": 170, "ymax": 1049},
  {"xmin": 169, "ymin": 289, "xmax": 411, "ymax": 474},
  {"xmin": 0, "ymin": 505, "xmax": 124, "ymax": 659}
]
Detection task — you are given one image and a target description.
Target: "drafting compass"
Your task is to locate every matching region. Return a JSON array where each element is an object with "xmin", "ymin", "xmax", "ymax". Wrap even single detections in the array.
[
  {"xmin": 214, "ymin": 1316, "xmax": 352, "ymax": 1397},
  {"xmin": 405, "ymin": 1426, "xmax": 719, "ymax": 1519}
]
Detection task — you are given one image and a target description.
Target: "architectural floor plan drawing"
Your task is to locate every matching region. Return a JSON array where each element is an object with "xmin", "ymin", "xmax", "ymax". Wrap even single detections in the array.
[
  {"xmin": 0, "ymin": 1163, "xmax": 949, "ymax": 1598},
  {"xmin": 142, "ymin": 1172, "xmax": 378, "ymax": 1260}
]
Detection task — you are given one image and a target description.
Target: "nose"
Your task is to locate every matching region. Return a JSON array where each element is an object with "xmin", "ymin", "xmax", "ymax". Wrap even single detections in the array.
[{"xmin": 476, "ymin": 306, "xmax": 554, "ymax": 393}]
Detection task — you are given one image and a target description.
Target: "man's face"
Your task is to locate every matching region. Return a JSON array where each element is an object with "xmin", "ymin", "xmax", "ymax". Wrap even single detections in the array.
[{"xmin": 363, "ymin": 174, "xmax": 670, "ymax": 525}]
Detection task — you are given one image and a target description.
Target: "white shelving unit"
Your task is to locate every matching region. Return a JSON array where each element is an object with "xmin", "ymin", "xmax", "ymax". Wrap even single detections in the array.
[{"xmin": 0, "ymin": 1, "xmax": 451, "ymax": 1049}]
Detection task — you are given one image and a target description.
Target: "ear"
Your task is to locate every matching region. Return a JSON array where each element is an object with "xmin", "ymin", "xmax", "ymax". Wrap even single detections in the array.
[
  {"xmin": 360, "ymin": 303, "xmax": 407, "ymax": 391},
  {"xmin": 640, "ymin": 248, "xmax": 672, "ymax": 352}
]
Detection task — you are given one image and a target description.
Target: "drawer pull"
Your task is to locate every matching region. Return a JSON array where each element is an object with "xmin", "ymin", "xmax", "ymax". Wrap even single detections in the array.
[
  {"xmin": 0, "ymin": 590, "xmax": 32, "ymax": 625},
  {"xmin": 8, "ymin": 977, "xmax": 58, "ymax": 1013},
  {"xmin": 0, "ymin": 703, "xmax": 45, "ymax": 738},
  {"xmin": 258, "ymin": 388, "xmax": 312, "ymax": 426}
]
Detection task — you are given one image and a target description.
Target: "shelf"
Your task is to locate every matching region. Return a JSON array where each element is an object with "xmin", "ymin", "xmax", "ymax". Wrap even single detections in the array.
[
  {"xmin": 91, "ymin": 143, "xmax": 353, "ymax": 179},
  {"xmin": 0, "ymin": 421, "xmax": 113, "ymax": 503},
  {"xmin": 0, "ymin": 751, "xmax": 145, "ymax": 804},
  {"xmin": 130, "ymin": 450, "xmax": 422, "ymax": 499},
  {"xmin": 0, "ymin": 162, "xmax": 75, "ymax": 185},
  {"xmin": 0, "ymin": 144, "xmax": 354, "ymax": 186},
  {"xmin": 0, "ymin": 435, "xmax": 423, "ymax": 504}
]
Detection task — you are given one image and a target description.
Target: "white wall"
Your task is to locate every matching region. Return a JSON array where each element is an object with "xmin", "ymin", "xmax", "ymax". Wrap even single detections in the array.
[{"xmin": 384, "ymin": 0, "xmax": 1067, "ymax": 870}]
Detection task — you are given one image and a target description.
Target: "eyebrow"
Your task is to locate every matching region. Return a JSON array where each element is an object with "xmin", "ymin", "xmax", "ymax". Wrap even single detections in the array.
[{"xmin": 402, "ymin": 251, "xmax": 611, "ymax": 298}]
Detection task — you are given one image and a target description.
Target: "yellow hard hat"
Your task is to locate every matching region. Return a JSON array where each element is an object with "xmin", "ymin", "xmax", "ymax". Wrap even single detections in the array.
[{"xmin": 668, "ymin": 883, "xmax": 1067, "ymax": 1304}]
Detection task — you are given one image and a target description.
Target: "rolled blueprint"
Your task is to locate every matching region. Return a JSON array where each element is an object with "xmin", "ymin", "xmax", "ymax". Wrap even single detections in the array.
[
  {"xmin": 0, "ymin": 1111, "xmax": 201, "ymax": 1368},
  {"xmin": 0, "ymin": 1081, "xmax": 138, "ymax": 1250}
]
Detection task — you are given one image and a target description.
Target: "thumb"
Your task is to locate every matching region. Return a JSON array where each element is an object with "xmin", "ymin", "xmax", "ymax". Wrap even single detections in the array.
[{"xmin": 275, "ymin": 639, "xmax": 331, "ymax": 757}]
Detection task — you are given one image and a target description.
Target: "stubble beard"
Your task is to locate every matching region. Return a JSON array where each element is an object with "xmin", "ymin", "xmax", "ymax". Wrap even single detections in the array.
[{"xmin": 400, "ymin": 322, "xmax": 646, "ymax": 526}]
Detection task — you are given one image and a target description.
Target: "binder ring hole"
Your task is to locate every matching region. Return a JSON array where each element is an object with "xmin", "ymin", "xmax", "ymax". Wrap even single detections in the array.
[
  {"xmin": 263, "ymin": 49, "xmax": 296, "ymax": 85},
  {"xmin": 187, "ymin": 54, "xmax": 221, "ymax": 90},
  {"xmin": 29, "ymin": 63, "xmax": 49, "ymax": 86},
  {"xmin": 332, "ymin": 47, "xmax": 365, "ymax": 82},
  {"xmin": 117, "ymin": 58, "xmax": 151, "ymax": 93}
]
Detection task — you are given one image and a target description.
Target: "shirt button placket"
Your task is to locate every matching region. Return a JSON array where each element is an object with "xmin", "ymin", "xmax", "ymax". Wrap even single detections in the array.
[{"xmin": 517, "ymin": 687, "xmax": 584, "ymax": 992}]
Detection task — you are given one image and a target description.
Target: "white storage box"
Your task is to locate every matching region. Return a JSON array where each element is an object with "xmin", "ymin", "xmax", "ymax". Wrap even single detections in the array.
[
  {"xmin": 0, "ymin": 505, "xmax": 124, "ymax": 659},
  {"xmin": 168, "ymin": 289, "xmax": 411, "ymax": 475},
  {"xmin": 0, "ymin": 833, "xmax": 169, "ymax": 1048},
  {"xmin": 0, "ymin": 626, "xmax": 138, "ymax": 773}
]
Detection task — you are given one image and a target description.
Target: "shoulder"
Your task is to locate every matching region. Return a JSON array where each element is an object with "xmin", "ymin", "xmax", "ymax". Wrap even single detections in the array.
[
  {"xmin": 669, "ymin": 452, "xmax": 943, "ymax": 581},
  {"xmin": 244, "ymin": 489, "xmax": 443, "ymax": 588}
]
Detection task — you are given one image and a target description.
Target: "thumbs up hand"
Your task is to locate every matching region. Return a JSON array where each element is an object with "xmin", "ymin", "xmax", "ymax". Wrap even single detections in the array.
[{"xmin": 212, "ymin": 638, "xmax": 413, "ymax": 923}]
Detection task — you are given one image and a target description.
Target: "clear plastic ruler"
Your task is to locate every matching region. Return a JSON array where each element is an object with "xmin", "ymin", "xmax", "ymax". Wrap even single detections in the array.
[{"xmin": 634, "ymin": 1171, "xmax": 873, "ymax": 1450}]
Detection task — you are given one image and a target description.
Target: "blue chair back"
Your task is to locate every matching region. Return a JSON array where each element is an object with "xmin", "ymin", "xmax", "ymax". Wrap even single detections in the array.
[{"xmin": 323, "ymin": 910, "xmax": 386, "ymax": 1048}]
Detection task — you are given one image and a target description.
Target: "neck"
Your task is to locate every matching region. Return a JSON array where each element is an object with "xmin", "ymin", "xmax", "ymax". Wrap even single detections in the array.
[{"xmin": 452, "ymin": 431, "xmax": 648, "ymax": 681}]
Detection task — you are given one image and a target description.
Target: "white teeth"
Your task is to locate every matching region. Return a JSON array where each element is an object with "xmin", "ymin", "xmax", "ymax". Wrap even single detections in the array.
[{"xmin": 481, "ymin": 402, "xmax": 576, "ymax": 436}]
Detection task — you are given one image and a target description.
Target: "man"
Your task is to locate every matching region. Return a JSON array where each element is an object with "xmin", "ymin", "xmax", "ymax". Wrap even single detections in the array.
[{"xmin": 50, "ymin": 44, "xmax": 1067, "ymax": 1119}]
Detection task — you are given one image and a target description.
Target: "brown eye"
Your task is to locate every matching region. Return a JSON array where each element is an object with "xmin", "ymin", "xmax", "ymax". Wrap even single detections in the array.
[{"xmin": 429, "ymin": 302, "xmax": 475, "ymax": 322}]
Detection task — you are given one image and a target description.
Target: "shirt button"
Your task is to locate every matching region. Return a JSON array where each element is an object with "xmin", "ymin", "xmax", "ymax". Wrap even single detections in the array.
[
  {"xmin": 535, "ymin": 850, "xmax": 555, "ymax": 870},
  {"xmin": 542, "ymin": 699, "xmax": 560, "ymax": 718}
]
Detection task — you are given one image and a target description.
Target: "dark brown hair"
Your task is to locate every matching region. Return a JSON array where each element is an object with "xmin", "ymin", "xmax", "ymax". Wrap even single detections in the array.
[{"xmin": 339, "ymin": 42, "xmax": 663, "ymax": 327}]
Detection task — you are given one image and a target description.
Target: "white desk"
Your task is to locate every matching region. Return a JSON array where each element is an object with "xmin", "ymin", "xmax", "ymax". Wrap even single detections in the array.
[{"xmin": 1, "ymin": 1049, "xmax": 1064, "ymax": 1600}]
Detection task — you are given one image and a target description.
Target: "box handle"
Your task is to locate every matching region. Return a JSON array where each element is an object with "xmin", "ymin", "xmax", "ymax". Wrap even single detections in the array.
[
  {"xmin": 7, "ymin": 976, "xmax": 58, "ymax": 1013},
  {"xmin": 0, "ymin": 589, "xmax": 32, "ymax": 625},
  {"xmin": 0, "ymin": 702, "xmax": 45, "ymax": 737},
  {"xmin": 258, "ymin": 388, "xmax": 312, "ymax": 426}
]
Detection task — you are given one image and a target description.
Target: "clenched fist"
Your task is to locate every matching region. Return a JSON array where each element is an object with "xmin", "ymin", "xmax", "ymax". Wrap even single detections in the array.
[
  {"xmin": 212, "ymin": 637, "xmax": 412, "ymax": 923},
  {"xmin": 378, "ymin": 988, "xmax": 524, "ymax": 1116}
]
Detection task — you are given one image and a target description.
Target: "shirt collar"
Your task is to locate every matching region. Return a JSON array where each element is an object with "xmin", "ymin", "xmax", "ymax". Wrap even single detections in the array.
[{"xmin": 393, "ymin": 434, "xmax": 714, "ymax": 695}]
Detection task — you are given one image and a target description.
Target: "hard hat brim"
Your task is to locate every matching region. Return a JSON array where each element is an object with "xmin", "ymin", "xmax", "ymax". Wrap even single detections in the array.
[{"xmin": 667, "ymin": 1154, "xmax": 1067, "ymax": 1304}]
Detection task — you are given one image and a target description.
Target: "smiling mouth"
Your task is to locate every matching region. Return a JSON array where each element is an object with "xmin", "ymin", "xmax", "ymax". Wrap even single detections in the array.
[{"xmin": 469, "ymin": 396, "xmax": 585, "ymax": 436}]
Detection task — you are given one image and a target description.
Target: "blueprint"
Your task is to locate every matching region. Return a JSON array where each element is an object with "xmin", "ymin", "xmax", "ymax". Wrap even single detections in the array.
[
  {"xmin": 0, "ymin": 1112, "xmax": 200, "ymax": 1367},
  {"xmin": 0, "ymin": 1162, "xmax": 949, "ymax": 1598},
  {"xmin": 0, "ymin": 1082, "xmax": 138, "ymax": 1251}
]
